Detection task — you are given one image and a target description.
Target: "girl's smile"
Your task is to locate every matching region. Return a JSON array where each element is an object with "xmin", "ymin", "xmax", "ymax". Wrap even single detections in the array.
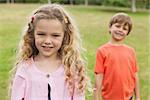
[{"xmin": 42, "ymin": 45, "xmax": 53, "ymax": 51}]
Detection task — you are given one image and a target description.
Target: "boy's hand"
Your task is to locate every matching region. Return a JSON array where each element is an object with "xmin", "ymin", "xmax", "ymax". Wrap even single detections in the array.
[
  {"xmin": 135, "ymin": 98, "xmax": 140, "ymax": 100},
  {"xmin": 94, "ymin": 73, "xmax": 103, "ymax": 100}
]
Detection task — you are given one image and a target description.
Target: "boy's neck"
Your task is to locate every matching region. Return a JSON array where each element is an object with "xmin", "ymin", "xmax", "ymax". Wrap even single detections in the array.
[{"xmin": 109, "ymin": 39, "xmax": 124, "ymax": 46}]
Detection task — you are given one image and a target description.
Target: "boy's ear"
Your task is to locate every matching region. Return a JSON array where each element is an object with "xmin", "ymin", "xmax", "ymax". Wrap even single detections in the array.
[
  {"xmin": 108, "ymin": 29, "xmax": 111, "ymax": 34},
  {"xmin": 109, "ymin": 30, "xmax": 111, "ymax": 34}
]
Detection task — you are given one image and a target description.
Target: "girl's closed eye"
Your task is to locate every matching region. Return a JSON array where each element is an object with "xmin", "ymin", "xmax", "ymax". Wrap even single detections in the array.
[
  {"xmin": 52, "ymin": 33, "xmax": 61, "ymax": 37},
  {"xmin": 37, "ymin": 32, "xmax": 45, "ymax": 36}
]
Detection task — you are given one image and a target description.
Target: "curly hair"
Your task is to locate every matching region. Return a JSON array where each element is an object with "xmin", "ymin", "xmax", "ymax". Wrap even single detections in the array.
[{"xmin": 10, "ymin": 4, "xmax": 88, "ymax": 95}]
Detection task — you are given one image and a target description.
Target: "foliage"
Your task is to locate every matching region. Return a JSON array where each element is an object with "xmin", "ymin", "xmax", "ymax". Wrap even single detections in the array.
[
  {"xmin": 73, "ymin": 0, "xmax": 102, "ymax": 5},
  {"xmin": 102, "ymin": 0, "xmax": 130, "ymax": 7},
  {"xmin": 0, "ymin": 0, "xmax": 149, "ymax": 9},
  {"xmin": 51, "ymin": 0, "xmax": 64, "ymax": 4}
]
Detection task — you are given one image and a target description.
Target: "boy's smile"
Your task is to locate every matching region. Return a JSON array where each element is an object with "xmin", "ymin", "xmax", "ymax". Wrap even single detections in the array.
[{"xmin": 115, "ymin": 31, "xmax": 125, "ymax": 36}]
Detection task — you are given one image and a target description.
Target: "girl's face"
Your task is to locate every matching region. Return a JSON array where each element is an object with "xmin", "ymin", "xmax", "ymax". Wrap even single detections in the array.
[
  {"xmin": 34, "ymin": 19, "xmax": 64, "ymax": 58},
  {"xmin": 109, "ymin": 23, "xmax": 129, "ymax": 42}
]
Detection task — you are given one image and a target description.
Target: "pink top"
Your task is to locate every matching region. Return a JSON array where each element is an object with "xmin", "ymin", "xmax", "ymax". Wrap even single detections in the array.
[{"xmin": 11, "ymin": 57, "xmax": 84, "ymax": 100}]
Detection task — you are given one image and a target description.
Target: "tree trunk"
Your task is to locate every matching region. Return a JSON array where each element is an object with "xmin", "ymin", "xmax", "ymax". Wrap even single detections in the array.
[
  {"xmin": 7, "ymin": 0, "xmax": 10, "ymax": 3},
  {"xmin": 48, "ymin": 0, "xmax": 51, "ymax": 4},
  {"xmin": 11, "ymin": 0, "xmax": 15, "ymax": 3},
  {"xmin": 69, "ymin": 0, "xmax": 74, "ymax": 5},
  {"xmin": 85, "ymin": 0, "xmax": 88, "ymax": 6},
  {"xmin": 131, "ymin": 0, "xmax": 136, "ymax": 12}
]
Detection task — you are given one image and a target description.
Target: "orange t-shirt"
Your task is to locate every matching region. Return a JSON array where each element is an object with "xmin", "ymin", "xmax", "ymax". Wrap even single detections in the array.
[{"xmin": 94, "ymin": 43, "xmax": 138, "ymax": 100}]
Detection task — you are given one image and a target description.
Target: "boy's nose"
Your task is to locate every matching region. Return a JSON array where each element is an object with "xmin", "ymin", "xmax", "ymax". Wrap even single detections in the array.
[{"xmin": 118, "ymin": 27, "xmax": 123, "ymax": 31}]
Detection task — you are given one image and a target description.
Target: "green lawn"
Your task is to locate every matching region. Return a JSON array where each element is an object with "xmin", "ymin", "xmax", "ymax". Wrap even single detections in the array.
[{"xmin": 0, "ymin": 4, "xmax": 149, "ymax": 100}]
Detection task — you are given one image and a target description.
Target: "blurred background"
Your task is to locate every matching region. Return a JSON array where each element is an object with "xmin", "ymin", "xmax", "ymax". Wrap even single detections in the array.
[
  {"xmin": 0, "ymin": 0, "xmax": 150, "ymax": 100},
  {"xmin": 0, "ymin": 0, "xmax": 150, "ymax": 12}
]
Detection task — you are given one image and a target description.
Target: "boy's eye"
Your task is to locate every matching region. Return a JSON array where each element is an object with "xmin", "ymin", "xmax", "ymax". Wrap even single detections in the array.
[
  {"xmin": 123, "ymin": 28, "xmax": 127, "ymax": 30},
  {"xmin": 115, "ymin": 25, "xmax": 120, "ymax": 28}
]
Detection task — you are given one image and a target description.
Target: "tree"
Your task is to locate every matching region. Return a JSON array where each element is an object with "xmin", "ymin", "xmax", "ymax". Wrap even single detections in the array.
[
  {"xmin": 48, "ymin": 0, "xmax": 51, "ymax": 4},
  {"xmin": 85, "ymin": 0, "xmax": 88, "ymax": 5},
  {"xmin": 69, "ymin": 0, "xmax": 74, "ymax": 5},
  {"xmin": 11, "ymin": 0, "xmax": 15, "ymax": 3},
  {"xmin": 131, "ymin": 0, "xmax": 136, "ymax": 12},
  {"xmin": 6, "ymin": 0, "xmax": 15, "ymax": 3},
  {"xmin": 146, "ymin": 0, "xmax": 150, "ymax": 9},
  {"xmin": 7, "ymin": 0, "xmax": 10, "ymax": 3}
]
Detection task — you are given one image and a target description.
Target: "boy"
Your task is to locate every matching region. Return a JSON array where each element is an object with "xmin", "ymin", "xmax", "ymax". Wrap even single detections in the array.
[{"xmin": 94, "ymin": 13, "xmax": 140, "ymax": 100}]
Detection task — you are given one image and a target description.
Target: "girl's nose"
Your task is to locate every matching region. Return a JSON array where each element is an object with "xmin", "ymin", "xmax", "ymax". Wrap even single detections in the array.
[{"xmin": 44, "ymin": 37, "xmax": 52, "ymax": 45}]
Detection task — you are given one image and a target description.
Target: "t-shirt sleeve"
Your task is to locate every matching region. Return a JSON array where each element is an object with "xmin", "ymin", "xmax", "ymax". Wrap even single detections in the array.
[
  {"xmin": 11, "ymin": 63, "xmax": 27, "ymax": 100},
  {"xmin": 94, "ymin": 48, "xmax": 105, "ymax": 74}
]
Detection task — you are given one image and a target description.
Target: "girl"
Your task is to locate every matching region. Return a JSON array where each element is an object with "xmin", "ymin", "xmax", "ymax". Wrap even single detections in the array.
[{"xmin": 10, "ymin": 4, "xmax": 88, "ymax": 100}]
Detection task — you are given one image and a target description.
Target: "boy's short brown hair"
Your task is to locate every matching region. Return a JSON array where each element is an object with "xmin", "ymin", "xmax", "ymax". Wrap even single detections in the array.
[{"xmin": 109, "ymin": 13, "xmax": 132, "ymax": 35}]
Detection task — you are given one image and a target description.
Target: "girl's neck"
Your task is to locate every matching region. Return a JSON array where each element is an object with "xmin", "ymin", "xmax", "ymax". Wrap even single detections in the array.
[
  {"xmin": 34, "ymin": 54, "xmax": 62, "ymax": 74},
  {"xmin": 36, "ymin": 53, "xmax": 59, "ymax": 62}
]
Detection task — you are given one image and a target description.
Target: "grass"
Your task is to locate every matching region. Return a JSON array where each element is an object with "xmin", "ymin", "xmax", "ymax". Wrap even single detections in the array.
[{"xmin": 0, "ymin": 4, "xmax": 149, "ymax": 100}]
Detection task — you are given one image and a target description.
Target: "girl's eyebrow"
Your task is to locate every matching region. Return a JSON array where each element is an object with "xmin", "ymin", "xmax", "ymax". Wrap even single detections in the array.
[
  {"xmin": 36, "ymin": 31, "xmax": 62, "ymax": 35},
  {"xmin": 51, "ymin": 32, "xmax": 62, "ymax": 34},
  {"xmin": 36, "ymin": 30, "xmax": 45, "ymax": 32},
  {"xmin": 36, "ymin": 31, "xmax": 47, "ymax": 34}
]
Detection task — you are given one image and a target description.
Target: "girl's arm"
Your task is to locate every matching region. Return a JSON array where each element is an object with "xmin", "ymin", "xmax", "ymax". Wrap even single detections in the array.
[
  {"xmin": 94, "ymin": 73, "xmax": 103, "ymax": 100},
  {"xmin": 134, "ymin": 73, "xmax": 140, "ymax": 100},
  {"xmin": 11, "ymin": 75, "xmax": 25, "ymax": 100}
]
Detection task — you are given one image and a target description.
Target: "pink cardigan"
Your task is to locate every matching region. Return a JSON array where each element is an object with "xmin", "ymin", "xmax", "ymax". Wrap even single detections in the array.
[{"xmin": 11, "ymin": 58, "xmax": 85, "ymax": 100}]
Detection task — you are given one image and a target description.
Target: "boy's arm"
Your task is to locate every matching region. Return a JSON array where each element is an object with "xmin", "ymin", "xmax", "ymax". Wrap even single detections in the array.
[
  {"xmin": 94, "ymin": 73, "xmax": 103, "ymax": 100},
  {"xmin": 134, "ymin": 73, "xmax": 140, "ymax": 100}
]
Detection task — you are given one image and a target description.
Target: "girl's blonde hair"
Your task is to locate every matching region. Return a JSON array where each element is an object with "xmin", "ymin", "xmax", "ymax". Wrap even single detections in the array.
[{"xmin": 10, "ymin": 4, "xmax": 88, "ymax": 95}]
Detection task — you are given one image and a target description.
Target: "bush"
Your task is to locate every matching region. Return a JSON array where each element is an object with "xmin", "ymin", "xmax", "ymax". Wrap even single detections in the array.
[
  {"xmin": 88, "ymin": 0, "xmax": 103, "ymax": 5},
  {"xmin": 51, "ymin": 0, "xmax": 64, "ymax": 4},
  {"xmin": 15, "ymin": 0, "xmax": 41, "ymax": 3},
  {"xmin": 74, "ymin": 0, "xmax": 102, "ymax": 5},
  {"xmin": 103, "ymin": 0, "xmax": 130, "ymax": 7},
  {"xmin": 14, "ymin": 0, "xmax": 64, "ymax": 3}
]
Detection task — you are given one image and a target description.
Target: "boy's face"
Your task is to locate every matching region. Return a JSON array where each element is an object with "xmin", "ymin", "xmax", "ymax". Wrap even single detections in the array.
[{"xmin": 109, "ymin": 23, "xmax": 129, "ymax": 42}]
